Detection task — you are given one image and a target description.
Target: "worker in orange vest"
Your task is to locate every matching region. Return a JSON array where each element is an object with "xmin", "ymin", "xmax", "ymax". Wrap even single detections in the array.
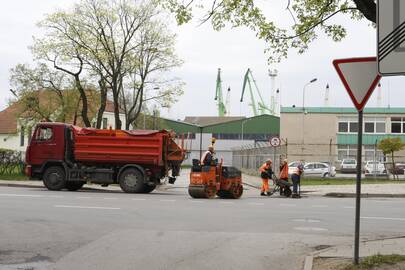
[
  {"xmin": 259, "ymin": 159, "xmax": 273, "ymax": 196},
  {"xmin": 279, "ymin": 159, "xmax": 289, "ymax": 195}
]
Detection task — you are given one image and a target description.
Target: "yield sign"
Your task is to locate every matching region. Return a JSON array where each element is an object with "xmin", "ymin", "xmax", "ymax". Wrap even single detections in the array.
[{"xmin": 333, "ymin": 57, "xmax": 382, "ymax": 111}]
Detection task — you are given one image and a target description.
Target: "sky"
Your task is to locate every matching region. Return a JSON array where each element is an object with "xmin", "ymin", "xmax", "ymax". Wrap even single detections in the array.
[{"xmin": 1, "ymin": 1, "xmax": 404, "ymax": 121}]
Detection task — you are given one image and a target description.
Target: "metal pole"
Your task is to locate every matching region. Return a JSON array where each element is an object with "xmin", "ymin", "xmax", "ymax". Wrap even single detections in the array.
[
  {"xmin": 199, "ymin": 127, "xmax": 203, "ymax": 160},
  {"xmin": 354, "ymin": 109, "xmax": 363, "ymax": 265}
]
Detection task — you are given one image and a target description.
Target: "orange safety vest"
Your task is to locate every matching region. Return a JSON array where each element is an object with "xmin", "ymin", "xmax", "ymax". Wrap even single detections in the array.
[
  {"xmin": 259, "ymin": 163, "xmax": 270, "ymax": 173},
  {"xmin": 279, "ymin": 164, "xmax": 289, "ymax": 179}
]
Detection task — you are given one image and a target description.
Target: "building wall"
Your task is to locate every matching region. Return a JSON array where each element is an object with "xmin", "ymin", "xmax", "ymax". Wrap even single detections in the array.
[
  {"xmin": 280, "ymin": 112, "xmax": 338, "ymax": 163},
  {"xmin": 281, "ymin": 109, "xmax": 405, "ymax": 167}
]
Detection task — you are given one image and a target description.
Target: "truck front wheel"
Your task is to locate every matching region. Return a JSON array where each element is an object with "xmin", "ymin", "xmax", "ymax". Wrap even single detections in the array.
[
  {"xmin": 66, "ymin": 181, "xmax": 85, "ymax": 191},
  {"xmin": 43, "ymin": 166, "xmax": 66, "ymax": 191},
  {"xmin": 119, "ymin": 168, "xmax": 145, "ymax": 193}
]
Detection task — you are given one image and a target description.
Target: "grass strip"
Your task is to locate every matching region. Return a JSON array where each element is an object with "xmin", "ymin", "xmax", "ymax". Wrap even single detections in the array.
[{"xmin": 343, "ymin": 254, "xmax": 405, "ymax": 270}]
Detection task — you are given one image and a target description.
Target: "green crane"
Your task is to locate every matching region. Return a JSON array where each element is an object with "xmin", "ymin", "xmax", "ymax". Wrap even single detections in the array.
[
  {"xmin": 240, "ymin": 68, "xmax": 271, "ymax": 116},
  {"xmin": 215, "ymin": 68, "xmax": 227, "ymax": 116}
]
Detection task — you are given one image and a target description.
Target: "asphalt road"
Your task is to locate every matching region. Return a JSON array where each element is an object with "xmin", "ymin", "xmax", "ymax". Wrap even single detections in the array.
[{"xmin": 0, "ymin": 179, "xmax": 404, "ymax": 270}]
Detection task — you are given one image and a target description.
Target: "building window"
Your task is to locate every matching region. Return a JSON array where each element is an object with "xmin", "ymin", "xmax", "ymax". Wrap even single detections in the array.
[
  {"xmin": 27, "ymin": 126, "xmax": 32, "ymax": 143},
  {"xmin": 102, "ymin": 118, "xmax": 108, "ymax": 129},
  {"xmin": 337, "ymin": 145, "xmax": 357, "ymax": 161},
  {"xmin": 338, "ymin": 118, "xmax": 358, "ymax": 133},
  {"xmin": 338, "ymin": 122, "xmax": 348, "ymax": 132},
  {"xmin": 20, "ymin": 126, "xmax": 25, "ymax": 147},
  {"xmin": 212, "ymin": 133, "xmax": 272, "ymax": 141},
  {"xmin": 365, "ymin": 118, "xmax": 386, "ymax": 134},
  {"xmin": 391, "ymin": 117, "xmax": 403, "ymax": 133}
]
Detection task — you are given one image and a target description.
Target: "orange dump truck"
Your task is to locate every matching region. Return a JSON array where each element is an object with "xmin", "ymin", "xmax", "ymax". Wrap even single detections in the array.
[{"xmin": 25, "ymin": 122, "xmax": 185, "ymax": 193}]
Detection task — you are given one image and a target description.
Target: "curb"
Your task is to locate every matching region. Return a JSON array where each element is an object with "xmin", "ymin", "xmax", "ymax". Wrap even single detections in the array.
[
  {"xmin": 325, "ymin": 192, "xmax": 405, "ymax": 198},
  {"xmin": 303, "ymin": 235, "xmax": 405, "ymax": 270},
  {"xmin": 0, "ymin": 183, "xmax": 44, "ymax": 189}
]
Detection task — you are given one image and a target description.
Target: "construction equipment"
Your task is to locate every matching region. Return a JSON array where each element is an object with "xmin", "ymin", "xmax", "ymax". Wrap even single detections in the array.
[
  {"xmin": 215, "ymin": 68, "xmax": 227, "ymax": 116},
  {"xmin": 240, "ymin": 68, "xmax": 271, "ymax": 116},
  {"xmin": 188, "ymin": 160, "xmax": 243, "ymax": 199},
  {"xmin": 25, "ymin": 123, "xmax": 185, "ymax": 193}
]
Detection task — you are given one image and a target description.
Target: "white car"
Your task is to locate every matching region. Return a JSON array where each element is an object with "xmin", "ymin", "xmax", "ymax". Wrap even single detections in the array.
[
  {"xmin": 341, "ymin": 159, "xmax": 357, "ymax": 173},
  {"xmin": 288, "ymin": 161, "xmax": 304, "ymax": 175},
  {"xmin": 303, "ymin": 162, "xmax": 336, "ymax": 178},
  {"xmin": 364, "ymin": 161, "xmax": 387, "ymax": 176}
]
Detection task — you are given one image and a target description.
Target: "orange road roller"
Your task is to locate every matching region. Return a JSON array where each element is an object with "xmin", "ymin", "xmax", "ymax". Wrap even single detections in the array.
[{"xmin": 188, "ymin": 159, "xmax": 243, "ymax": 199}]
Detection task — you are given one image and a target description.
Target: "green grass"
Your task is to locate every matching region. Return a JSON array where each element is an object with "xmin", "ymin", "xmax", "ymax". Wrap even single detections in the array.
[
  {"xmin": 0, "ymin": 173, "xmax": 29, "ymax": 181},
  {"xmin": 343, "ymin": 254, "xmax": 405, "ymax": 270},
  {"xmin": 301, "ymin": 178, "xmax": 404, "ymax": 186}
]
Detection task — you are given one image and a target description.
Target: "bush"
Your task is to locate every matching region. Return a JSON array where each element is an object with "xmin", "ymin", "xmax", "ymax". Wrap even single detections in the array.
[{"xmin": 0, "ymin": 148, "xmax": 25, "ymax": 175}]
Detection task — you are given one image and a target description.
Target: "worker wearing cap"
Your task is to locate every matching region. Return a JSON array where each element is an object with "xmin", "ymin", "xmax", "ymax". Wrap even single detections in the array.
[
  {"xmin": 259, "ymin": 159, "xmax": 273, "ymax": 196},
  {"xmin": 291, "ymin": 164, "xmax": 304, "ymax": 198},
  {"xmin": 201, "ymin": 145, "xmax": 215, "ymax": 166}
]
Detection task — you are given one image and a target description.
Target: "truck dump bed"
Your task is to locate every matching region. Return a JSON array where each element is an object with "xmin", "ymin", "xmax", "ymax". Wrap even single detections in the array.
[{"xmin": 72, "ymin": 127, "xmax": 184, "ymax": 166}]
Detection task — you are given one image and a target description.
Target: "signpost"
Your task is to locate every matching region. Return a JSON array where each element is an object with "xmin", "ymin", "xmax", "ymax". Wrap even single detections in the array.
[
  {"xmin": 270, "ymin": 136, "xmax": 280, "ymax": 171},
  {"xmin": 377, "ymin": 0, "xmax": 405, "ymax": 75},
  {"xmin": 333, "ymin": 57, "xmax": 381, "ymax": 265}
]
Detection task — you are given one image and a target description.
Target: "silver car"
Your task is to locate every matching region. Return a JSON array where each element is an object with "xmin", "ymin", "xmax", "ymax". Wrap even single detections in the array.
[{"xmin": 303, "ymin": 162, "xmax": 336, "ymax": 178}]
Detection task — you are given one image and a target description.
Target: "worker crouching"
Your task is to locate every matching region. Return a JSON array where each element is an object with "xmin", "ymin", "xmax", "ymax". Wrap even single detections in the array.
[{"xmin": 259, "ymin": 159, "xmax": 273, "ymax": 196}]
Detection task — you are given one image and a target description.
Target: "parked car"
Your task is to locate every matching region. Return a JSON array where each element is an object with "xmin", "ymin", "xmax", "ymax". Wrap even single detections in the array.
[
  {"xmin": 363, "ymin": 161, "xmax": 387, "ymax": 176},
  {"xmin": 340, "ymin": 158, "xmax": 357, "ymax": 173},
  {"xmin": 389, "ymin": 163, "xmax": 405, "ymax": 175},
  {"xmin": 288, "ymin": 161, "xmax": 304, "ymax": 175},
  {"xmin": 303, "ymin": 162, "xmax": 336, "ymax": 178}
]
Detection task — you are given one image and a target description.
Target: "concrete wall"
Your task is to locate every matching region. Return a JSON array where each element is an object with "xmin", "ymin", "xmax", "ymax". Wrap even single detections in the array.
[{"xmin": 280, "ymin": 112, "xmax": 338, "ymax": 163}]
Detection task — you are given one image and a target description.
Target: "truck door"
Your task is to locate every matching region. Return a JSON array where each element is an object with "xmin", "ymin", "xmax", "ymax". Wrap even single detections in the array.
[{"xmin": 29, "ymin": 125, "xmax": 64, "ymax": 165}]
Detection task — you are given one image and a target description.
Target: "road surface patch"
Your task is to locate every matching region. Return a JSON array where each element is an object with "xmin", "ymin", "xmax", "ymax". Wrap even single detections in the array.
[
  {"xmin": 294, "ymin": 227, "xmax": 328, "ymax": 232},
  {"xmin": 361, "ymin": 216, "xmax": 405, "ymax": 222}
]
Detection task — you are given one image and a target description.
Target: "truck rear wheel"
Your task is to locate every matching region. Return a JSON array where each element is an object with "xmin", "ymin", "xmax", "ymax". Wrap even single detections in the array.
[
  {"xmin": 43, "ymin": 166, "xmax": 66, "ymax": 191},
  {"xmin": 66, "ymin": 181, "xmax": 85, "ymax": 191},
  {"xmin": 119, "ymin": 168, "xmax": 145, "ymax": 193},
  {"xmin": 141, "ymin": 184, "xmax": 156, "ymax": 193}
]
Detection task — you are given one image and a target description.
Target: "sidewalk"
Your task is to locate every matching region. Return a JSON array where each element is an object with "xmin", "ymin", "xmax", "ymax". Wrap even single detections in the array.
[
  {"xmin": 242, "ymin": 173, "xmax": 405, "ymax": 197},
  {"xmin": 306, "ymin": 236, "xmax": 405, "ymax": 270}
]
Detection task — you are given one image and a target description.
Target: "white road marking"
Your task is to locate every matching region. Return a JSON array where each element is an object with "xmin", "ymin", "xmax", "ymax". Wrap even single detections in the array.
[
  {"xmin": 294, "ymin": 227, "xmax": 328, "ymax": 232},
  {"xmin": 343, "ymin": 206, "xmax": 355, "ymax": 209},
  {"xmin": 160, "ymin": 199, "xmax": 176, "ymax": 202},
  {"xmin": 292, "ymin": 219, "xmax": 321, "ymax": 223},
  {"xmin": 219, "ymin": 201, "xmax": 234, "ymax": 204},
  {"xmin": 361, "ymin": 216, "xmax": 405, "ymax": 222},
  {"xmin": 248, "ymin": 202, "xmax": 265, "ymax": 206},
  {"xmin": 311, "ymin": 205, "xmax": 328, "ymax": 208},
  {"xmin": 103, "ymin": 197, "xmax": 118, "ymax": 200},
  {"xmin": 0, "ymin": 193, "xmax": 44, "ymax": 198},
  {"xmin": 280, "ymin": 203, "xmax": 296, "ymax": 207},
  {"xmin": 132, "ymin": 198, "xmax": 146, "ymax": 201},
  {"xmin": 190, "ymin": 200, "xmax": 205, "ymax": 203},
  {"xmin": 48, "ymin": 195, "xmax": 64, "ymax": 198},
  {"xmin": 76, "ymin": 196, "xmax": 92, "ymax": 199},
  {"xmin": 54, "ymin": 205, "xmax": 120, "ymax": 210}
]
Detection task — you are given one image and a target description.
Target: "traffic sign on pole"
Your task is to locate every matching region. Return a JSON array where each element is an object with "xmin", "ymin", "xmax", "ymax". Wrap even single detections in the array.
[
  {"xmin": 269, "ymin": 136, "xmax": 280, "ymax": 147},
  {"xmin": 377, "ymin": 0, "xmax": 405, "ymax": 76},
  {"xmin": 333, "ymin": 57, "xmax": 381, "ymax": 265},
  {"xmin": 333, "ymin": 57, "xmax": 381, "ymax": 111}
]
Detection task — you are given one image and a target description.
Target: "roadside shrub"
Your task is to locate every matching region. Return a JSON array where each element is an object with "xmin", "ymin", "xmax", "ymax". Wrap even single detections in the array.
[{"xmin": 0, "ymin": 148, "xmax": 25, "ymax": 175}]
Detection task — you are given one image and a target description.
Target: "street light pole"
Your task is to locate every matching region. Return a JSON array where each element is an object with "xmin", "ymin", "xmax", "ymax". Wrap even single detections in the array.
[
  {"xmin": 241, "ymin": 119, "xmax": 250, "ymax": 144},
  {"xmin": 301, "ymin": 78, "xmax": 317, "ymax": 159}
]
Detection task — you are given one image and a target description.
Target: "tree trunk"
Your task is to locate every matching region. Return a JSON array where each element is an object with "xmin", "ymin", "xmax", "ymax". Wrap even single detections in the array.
[
  {"xmin": 96, "ymin": 79, "xmax": 108, "ymax": 129},
  {"xmin": 392, "ymin": 151, "xmax": 397, "ymax": 180},
  {"xmin": 74, "ymin": 75, "xmax": 91, "ymax": 127}
]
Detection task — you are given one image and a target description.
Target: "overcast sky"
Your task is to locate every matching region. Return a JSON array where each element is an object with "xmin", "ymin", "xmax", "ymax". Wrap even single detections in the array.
[{"xmin": 1, "ymin": 1, "xmax": 404, "ymax": 121}]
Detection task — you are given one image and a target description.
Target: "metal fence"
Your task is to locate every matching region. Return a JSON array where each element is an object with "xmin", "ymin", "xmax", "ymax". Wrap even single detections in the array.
[
  {"xmin": 232, "ymin": 141, "xmax": 287, "ymax": 175},
  {"xmin": 232, "ymin": 141, "xmax": 405, "ymax": 177}
]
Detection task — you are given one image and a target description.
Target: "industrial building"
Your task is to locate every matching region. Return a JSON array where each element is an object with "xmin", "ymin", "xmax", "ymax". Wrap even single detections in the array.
[
  {"xmin": 280, "ymin": 107, "xmax": 405, "ymax": 166},
  {"xmin": 161, "ymin": 114, "xmax": 280, "ymax": 165}
]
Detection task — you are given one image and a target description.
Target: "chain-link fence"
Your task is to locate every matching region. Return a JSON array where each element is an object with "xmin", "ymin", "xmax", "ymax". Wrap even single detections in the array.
[
  {"xmin": 232, "ymin": 141, "xmax": 287, "ymax": 175},
  {"xmin": 232, "ymin": 141, "xmax": 405, "ymax": 178}
]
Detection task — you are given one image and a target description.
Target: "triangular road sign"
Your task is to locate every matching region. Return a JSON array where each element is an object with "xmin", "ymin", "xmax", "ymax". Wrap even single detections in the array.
[{"xmin": 333, "ymin": 57, "xmax": 382, "ymax": 111}]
